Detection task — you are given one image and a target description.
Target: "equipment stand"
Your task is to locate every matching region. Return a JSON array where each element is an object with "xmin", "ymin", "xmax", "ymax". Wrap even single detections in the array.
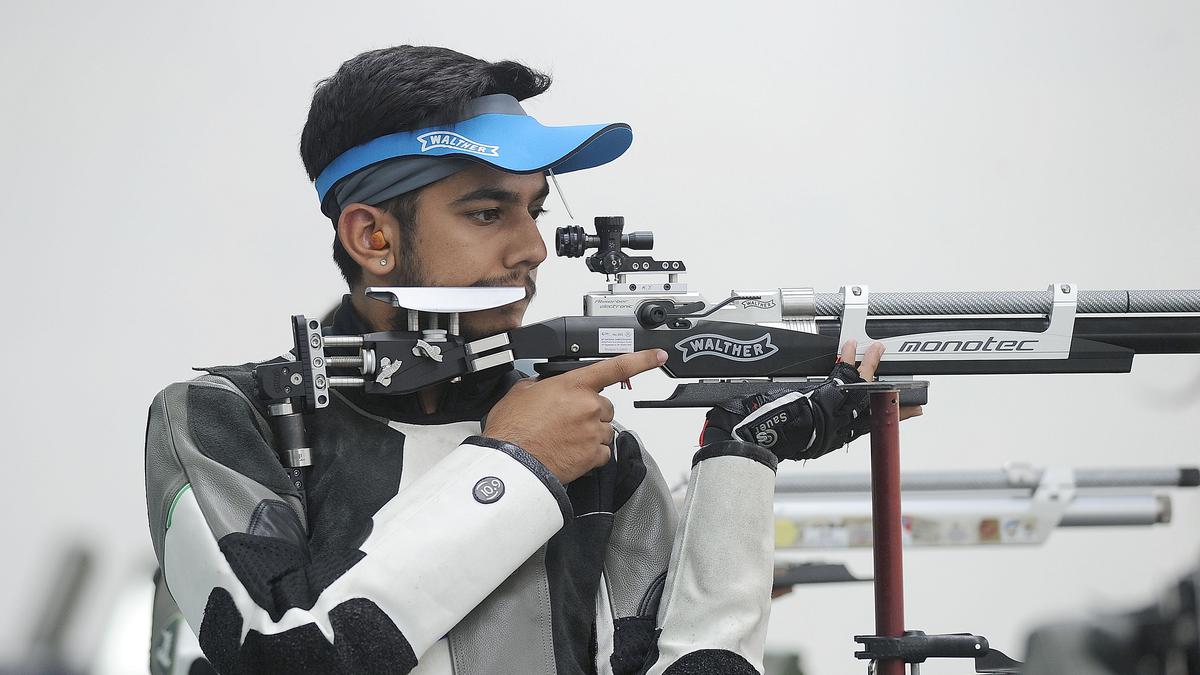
[
  {"xmin": 870, "ymin": 388, "xmax": 906, "ymax": 675},
  {"xmin": 847, "ymin": 381, "xmax": 1022, "ymax": 674}
]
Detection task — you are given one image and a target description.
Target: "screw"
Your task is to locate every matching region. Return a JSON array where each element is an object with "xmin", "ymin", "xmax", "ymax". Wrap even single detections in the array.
[
  {"xmin": 314, "ymin": 375, "xmax": 327, "ymax": 389},
  {"xmin": 570, "ymin": 344, "xmax": 580, "ymax": 353},
  {"xmin": 852, "ymin": 286, "xmax": 862, "ymax": 296},
  {"xmin": 672, "ymin": 262, "xmax": 680, "ymax": 269},
  {"xmin": 284, "ymin": 386, "xmax": 292, "ymax": 394},
  {"xmin": 310, "ymin": 335, "xmax": 322, "ymax": 348},
  {"xmin": 313, "ymin": 357, "xmax": 324, "ymax": 368},
  {"xmin": 664, "ymin": 283, "xmax": 672, "ymax": 290},
  {"xmin": 629, "ymin": 284, "xmax": 637, "ymax": 291},
  {"xmin": 290, "ymin": 373, "xmax": 303, "ymax": 386},
  {"xmin": 661, "ymin": 262, "xmax": 669, "ymax": 269},
  {"xmin": 1060, "ymin": 284, "xmax": 1071, "ymax": 293}
]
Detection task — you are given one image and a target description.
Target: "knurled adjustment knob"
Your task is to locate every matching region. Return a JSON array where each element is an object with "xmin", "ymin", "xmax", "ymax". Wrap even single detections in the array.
[
  {"xmin": 594, "ymin": 215, "xmax": 625, "ymax": 230},
  {"xmin": 555, "ymin": 224, "xmax": 587, "ymax": 257}
]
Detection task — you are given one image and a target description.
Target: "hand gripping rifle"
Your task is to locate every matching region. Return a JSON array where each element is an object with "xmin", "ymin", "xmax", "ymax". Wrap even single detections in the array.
[{"xmin": 254, "ymin": 215, "xmax": 1200, "ymax": 674}]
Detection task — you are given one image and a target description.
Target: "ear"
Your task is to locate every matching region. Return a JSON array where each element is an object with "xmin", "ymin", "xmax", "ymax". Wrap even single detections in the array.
[{"xmin": 336, "ymin": 203, "xmax": 397, "ymax": 282}]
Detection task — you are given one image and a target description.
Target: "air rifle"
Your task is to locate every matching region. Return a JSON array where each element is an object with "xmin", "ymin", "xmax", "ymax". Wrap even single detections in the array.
[
  {"xmin": 254, "ymin": 215, "xmax": 1200, "ymax": 473},
  {"xmin": 770, "ymin": 463, "xmax": 1199, "ymax": 550}
]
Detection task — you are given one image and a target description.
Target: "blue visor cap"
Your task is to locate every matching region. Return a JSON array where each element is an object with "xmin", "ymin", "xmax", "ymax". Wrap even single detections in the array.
[{"xmin": 314, "ymin": 94, "xmax": 633, "ymax": 208}]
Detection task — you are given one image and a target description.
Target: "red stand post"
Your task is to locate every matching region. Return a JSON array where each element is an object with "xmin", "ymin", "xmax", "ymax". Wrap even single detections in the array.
[{"xmin": 869, "ymin": 390, "xmax": 905, "ymax": 675}]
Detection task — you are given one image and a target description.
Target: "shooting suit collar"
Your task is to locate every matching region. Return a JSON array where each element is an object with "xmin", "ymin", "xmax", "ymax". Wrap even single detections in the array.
[{"xmin": 328, "ymin": 294, "xmax": 519, "ymax": 424}]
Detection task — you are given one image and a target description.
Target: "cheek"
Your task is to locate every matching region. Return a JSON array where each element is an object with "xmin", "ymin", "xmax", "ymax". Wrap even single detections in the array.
[{"xmin": 415, "ymin": 228, "xmax": 494, "ymax": 284}]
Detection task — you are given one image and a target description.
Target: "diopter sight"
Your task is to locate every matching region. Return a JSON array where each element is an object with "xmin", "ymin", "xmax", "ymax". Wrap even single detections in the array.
[{"xmin": 556, "ymin": 216, "xmax": 685, "ymax": 277}]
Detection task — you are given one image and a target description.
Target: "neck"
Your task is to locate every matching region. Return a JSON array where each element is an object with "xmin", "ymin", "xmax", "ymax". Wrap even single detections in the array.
[
  {"xmin": 416, "ymin": 385, "xmax": 445, "ymax": 414},
  {"xmin": 350, "ymin": 289, "xmax": 395, "ymax": 332}
]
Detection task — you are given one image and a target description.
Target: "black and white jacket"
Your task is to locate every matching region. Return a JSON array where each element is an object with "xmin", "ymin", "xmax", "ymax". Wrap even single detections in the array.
[{"xmin": 145, "ymin": 299, "xmax": 780, "ymax": 674}]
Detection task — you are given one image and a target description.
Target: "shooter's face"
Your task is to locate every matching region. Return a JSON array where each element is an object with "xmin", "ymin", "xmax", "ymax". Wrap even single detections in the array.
[{"xmin": 393, "ymin": 165, "xmax": 550, "ymax": 339}]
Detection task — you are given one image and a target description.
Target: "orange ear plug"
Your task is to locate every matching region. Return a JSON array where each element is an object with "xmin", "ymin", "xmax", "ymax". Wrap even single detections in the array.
[{"xmin": 369, "ymin": 231, "xmax": 388, "ymax": 250}]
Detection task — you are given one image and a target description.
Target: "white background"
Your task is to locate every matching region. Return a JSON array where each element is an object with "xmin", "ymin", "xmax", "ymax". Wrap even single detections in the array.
[{"xmin": 1, "ymin": 1, "xmax": 1197, "ymax": 673}]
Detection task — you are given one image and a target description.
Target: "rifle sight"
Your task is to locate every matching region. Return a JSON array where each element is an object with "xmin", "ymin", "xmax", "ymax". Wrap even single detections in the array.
[{"xmin": 556, "ymin": 216, "xmax": 662, "ymax": 276}]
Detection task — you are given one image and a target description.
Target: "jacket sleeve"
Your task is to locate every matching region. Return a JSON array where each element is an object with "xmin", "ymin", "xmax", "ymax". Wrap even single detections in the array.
[
  {"xmin": 597, "ymin": 425, "xmax": 679, "ymax": 675},
  {"xmin": 619, "ymin": 436, "xmax": 778, "ymax": 675},
  {"xmin": 145, "ymin": 375, "xmax": 571, "ymax": 675},
  {"xmin": 596, "ymin": 426, "xmax": 779, "ymax": 675}
]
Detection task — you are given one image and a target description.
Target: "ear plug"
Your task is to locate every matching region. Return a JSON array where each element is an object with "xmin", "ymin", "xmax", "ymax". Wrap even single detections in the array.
[{"xmin": 369, "ymin": 231, "xmax": 388, "ymax": 250}]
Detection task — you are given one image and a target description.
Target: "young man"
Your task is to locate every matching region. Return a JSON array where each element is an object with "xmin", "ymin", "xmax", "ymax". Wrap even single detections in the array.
[{"xmin": 145, "ymin": 46, "xmax": 904, "ymax": 674}]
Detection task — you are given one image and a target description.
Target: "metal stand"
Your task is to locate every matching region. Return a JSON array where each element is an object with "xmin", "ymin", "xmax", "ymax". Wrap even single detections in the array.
[
  {"xmin": 869, "ymin": 387, "xmax": 906, "ymax": 675},
  {"xmin": 847, "ymin": 381, "xmax": 1022, "ymax": 675}
]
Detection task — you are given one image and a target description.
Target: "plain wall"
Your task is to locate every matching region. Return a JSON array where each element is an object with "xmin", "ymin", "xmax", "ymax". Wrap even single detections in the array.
[{"xmin": 1, "ymin": 2, "xmax": 1197, "ymax": 673}]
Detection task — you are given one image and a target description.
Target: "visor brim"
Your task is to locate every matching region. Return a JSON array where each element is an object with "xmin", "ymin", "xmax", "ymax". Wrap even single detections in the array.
[{"xmin": 316, "ymin": 114, "xmax": 633, "ymax": 202}]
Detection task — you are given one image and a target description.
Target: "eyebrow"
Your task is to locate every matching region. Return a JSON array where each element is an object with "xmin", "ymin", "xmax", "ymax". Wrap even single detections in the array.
[{"xmin": 452, "ymin": 179, "xmax": 550, "ymax": 206}]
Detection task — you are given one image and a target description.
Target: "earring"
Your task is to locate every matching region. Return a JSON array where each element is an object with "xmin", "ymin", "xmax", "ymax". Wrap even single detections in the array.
[{"xmin": 379, "ymin": 258, "xmax": 389, "ymax": 266}]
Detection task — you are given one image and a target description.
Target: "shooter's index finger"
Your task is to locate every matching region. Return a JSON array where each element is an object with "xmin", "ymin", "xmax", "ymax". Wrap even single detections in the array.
[{"xmin": 565, "ymin": 349, "xmax": 668, "ymax": 391}]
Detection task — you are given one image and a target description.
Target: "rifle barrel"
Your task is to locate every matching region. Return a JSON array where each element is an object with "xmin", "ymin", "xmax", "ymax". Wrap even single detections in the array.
[{"xmin": 812, "ymin": 289, "xmax": 1200, "ymax": 317}]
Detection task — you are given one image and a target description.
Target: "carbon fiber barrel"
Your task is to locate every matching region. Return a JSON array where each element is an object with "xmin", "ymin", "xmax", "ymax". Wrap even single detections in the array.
[{"xmin": 811, "ymin": 289, "xmax": 1200, "ymax": 316}]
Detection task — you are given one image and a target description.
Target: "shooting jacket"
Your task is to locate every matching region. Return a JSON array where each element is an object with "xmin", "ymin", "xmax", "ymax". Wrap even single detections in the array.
[{"xmin": 145, "ymin": 297, "xmax": 780, "ymax": 675}]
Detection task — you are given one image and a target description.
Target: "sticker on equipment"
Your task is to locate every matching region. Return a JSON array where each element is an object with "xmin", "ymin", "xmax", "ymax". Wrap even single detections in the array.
[{"xmin": 599, "ymin": 328, "xmax": 635, "ymax": 354}]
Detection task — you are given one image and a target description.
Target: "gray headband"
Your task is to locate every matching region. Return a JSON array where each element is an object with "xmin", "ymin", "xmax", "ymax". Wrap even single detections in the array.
[{"xmin": 322, "ymin": 94, "xmax": 529, "ymax": 219}]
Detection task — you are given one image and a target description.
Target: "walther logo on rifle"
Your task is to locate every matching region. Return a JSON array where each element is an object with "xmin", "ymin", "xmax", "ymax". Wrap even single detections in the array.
[
  {"xmin": 739, "ymin": 298, "xmax": 777, "ymax": 309},
  {"xmin": 898, "ymin": 337, "xmax": 1038, "ymax": 353},
  {"xmin": 675, "ymin": 333, "xmax": 779, "ymax": 362}
]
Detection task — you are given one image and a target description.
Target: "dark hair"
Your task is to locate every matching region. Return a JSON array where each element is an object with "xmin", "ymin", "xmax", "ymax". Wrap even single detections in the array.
[{"xmin": 301, "ymin": 46, "xmax": 552, "ymax": 287}]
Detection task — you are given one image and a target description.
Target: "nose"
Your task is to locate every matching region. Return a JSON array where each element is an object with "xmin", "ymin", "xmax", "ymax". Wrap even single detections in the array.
[{"xmin": 504, "ymin": 210, "xmax": 548, "ymax": 271}]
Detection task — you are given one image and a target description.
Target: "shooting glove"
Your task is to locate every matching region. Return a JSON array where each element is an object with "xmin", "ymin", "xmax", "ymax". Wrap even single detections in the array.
[{"xmin": 701, "ymin": 362, "xmax": 871, "ymax": 462}]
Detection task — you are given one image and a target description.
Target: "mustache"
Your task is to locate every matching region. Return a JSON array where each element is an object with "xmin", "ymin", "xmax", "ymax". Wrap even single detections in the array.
[{"xmin": 470, "ymin": 271, "xmax": 536, "ymax": 301}]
